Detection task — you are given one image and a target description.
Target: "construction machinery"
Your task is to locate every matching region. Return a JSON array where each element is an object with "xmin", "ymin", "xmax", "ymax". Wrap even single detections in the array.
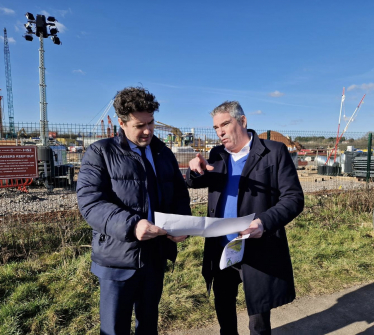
[
  {"xmin": 101, "ymin": 119, "xmax": 105, "ymax": 138},
  {"xmin": 325, "ymin": 89, "xmax": 366, "ymax": 166},
  {"xmin": 155, "ymin": 121, "xmax": 194, "ymax": 147},
  {"xmin": 92, "ymin": 96, "xmax": 115, "ymax": 135},
  {"xmin": 107, "ymin": 115, "xmax": 114, "ymax": 137}
]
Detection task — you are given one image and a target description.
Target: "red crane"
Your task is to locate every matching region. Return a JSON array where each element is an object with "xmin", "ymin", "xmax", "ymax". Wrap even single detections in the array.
[
  {"xmin": 101, "ymin": 119, "xmax": 105, "ymax": 138},
  {"xmin": 107, "ymin": 115, "xmax": 114, "ymax": 137},
  {"xmin": 325, "ymin": 92, "xmax": 366, "ymax": 165}
]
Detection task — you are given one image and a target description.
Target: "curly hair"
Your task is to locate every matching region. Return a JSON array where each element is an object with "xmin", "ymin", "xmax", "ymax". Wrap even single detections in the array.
[{"xmin": 113, "ymin": 87, "xmax": 159, "ymax": 122}]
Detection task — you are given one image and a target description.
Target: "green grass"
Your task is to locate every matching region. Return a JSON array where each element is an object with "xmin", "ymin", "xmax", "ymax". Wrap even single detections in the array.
[
  {"xmin": 289, "ymin": 193, "xmax": 374, "ymax": 296},
  {"xmin": 0, "ymin": 191, "xmax": 374, "ymax": 334}
]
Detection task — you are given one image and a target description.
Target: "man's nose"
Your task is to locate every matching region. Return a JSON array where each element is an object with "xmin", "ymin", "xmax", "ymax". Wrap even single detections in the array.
[
  {"xmin": 217, "ymin": 128, "xmax": 224, "ymax": 137},
  {"xmin": 144, "ymin": 127, "xmax": 152, "ymax": 134}
]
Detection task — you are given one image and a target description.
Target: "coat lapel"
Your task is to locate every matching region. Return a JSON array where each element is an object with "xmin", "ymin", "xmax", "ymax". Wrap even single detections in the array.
[
  {"xmin": 238, "ymin": 131, "xmax": 267, "ymax": 210},
  {"xmin": 241, "ymin": 130, "xmax": 266, "ymax": 178}
]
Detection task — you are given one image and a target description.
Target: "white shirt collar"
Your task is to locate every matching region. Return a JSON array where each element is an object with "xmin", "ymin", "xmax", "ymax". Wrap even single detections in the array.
[{"xmin": 224, "ymin": 132, "xmax": 252, "ymax": 162}]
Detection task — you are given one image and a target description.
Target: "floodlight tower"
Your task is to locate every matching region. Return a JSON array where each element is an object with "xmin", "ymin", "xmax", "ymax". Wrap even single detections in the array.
[
  {"xmin": 0, "ymin": 89, "xmax": 3, "ymax": 138},
  {"xmin": 3, "ymin": 28, "xmax": 15, "ymax": 138},
  {"xmin": 22, "ymin": 12, "xmax": 62, "ymax": 193},
  {"xmin": 22, "ymin": 12, "xmax": 61, "ymax": 146}
]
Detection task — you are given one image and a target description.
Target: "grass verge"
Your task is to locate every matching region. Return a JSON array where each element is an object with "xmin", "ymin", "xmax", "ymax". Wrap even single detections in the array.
[{"xmin": 0, "ymin": 190, "xmax": 374, "ymax": 334}]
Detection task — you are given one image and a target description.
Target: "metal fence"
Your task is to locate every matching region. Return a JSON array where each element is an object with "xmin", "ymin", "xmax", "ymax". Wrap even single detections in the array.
[{"xmin": 0, "ymin": 122, "xmax": 373, "ymax": 217}]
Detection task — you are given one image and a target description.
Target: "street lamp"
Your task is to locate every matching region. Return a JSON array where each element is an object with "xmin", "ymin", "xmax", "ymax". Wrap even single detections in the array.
[{"xmin": 22, "ymin": 12, "xmax": 61, "ymax": 146}]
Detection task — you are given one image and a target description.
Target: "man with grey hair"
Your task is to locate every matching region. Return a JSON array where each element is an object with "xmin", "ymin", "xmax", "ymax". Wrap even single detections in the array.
[{"xmin": 187, "ymin": 101, "xmax": 304, "ymax": 334}]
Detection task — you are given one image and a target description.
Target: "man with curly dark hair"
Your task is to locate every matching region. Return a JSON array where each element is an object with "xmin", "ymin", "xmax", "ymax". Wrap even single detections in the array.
[
  {"xmin": 77, "ymin": 87, "xmax": 191, "ymax": 334},
  {"xmin": 113, "ymin": 86, "xmax": 160, "ymax": 122}
]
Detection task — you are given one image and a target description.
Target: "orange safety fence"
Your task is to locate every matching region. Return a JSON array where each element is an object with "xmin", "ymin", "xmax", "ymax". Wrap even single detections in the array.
[{"xmin": 0, "ymin": 178, "xmax": 33, "ymax": 193}]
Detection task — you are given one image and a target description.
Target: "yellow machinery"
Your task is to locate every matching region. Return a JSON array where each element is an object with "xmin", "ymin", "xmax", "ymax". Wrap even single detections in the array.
[{"xmin": 154, "ymin": 121, "xmax": 211, "ymax": 151}]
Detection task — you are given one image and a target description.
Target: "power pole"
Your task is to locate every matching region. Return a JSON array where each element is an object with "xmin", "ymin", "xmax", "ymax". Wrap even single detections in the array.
[{"xmin": 3, "ymin": 28, "xmax": 15, "ymax": 138}]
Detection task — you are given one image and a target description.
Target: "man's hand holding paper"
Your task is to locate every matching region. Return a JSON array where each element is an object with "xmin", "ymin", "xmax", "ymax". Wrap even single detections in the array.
[
  {"xmin": 155, "ymin": 212, "xmax": 255, "ymax": 238},
  {"xmin": 239, "ymin": 218, "xmax": 264, "ymax": 238}
]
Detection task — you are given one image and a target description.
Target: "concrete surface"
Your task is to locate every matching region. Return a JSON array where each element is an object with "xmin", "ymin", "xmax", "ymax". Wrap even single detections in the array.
[{"xmin": 166, "ymin": 282, "xmax": 374, "ymax": 334}]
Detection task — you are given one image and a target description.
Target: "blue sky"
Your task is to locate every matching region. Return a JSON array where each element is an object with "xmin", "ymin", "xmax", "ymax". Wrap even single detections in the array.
[{"xmin": 0, "ymin": 0, "xmax": 373, "ymax": 132}]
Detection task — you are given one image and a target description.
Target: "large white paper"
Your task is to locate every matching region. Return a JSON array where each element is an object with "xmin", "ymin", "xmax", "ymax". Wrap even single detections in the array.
[
  {"xmin": 155, "ymin": 212, "xmax": 255, "ymax": 238},
  {"xmin": 219, "ymin": 234, "xmax": 250, "ymax": 270}
]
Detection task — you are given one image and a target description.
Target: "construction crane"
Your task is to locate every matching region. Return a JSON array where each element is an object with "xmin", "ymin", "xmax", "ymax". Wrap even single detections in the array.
[
  {"xmin": 101, "ymin": 119, "xmax": 105, "ymax": 138},
  {"xmin": 325, "ymin": 91, "xmax": 366, "ymax": 165},
  {"xmin": 92, "ymin": 96, "xmax": 115, "ymax": 134},
  {"xmin": 3, "ymin": 28, "xmax": 15, "ymax": 138},
  {"xmin": 107, "ymin": 115, "xmax": 114, "ymax": 137}
]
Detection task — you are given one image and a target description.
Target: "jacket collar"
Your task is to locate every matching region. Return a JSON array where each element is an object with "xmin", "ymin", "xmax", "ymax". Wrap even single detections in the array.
[
  {"xmin": 217, "ymin": 129, "xmax": 267, "ymax": 175},
  {"xmin": 241, "ymin": 129, "xmax": 267, "ymax": 177},
  {"xmin": 116, "ymin": 127, "xmax": 166, "ymax": 155}
]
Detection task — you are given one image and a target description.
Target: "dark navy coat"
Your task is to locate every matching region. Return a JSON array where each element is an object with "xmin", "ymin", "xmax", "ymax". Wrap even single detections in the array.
[
  {"xmin": 77, "ymin": 129, "xmax": 191, "ymax": 269},
  {"xmin": 186, "ymin": 129, "xmax": 304, "ymax": 315}
]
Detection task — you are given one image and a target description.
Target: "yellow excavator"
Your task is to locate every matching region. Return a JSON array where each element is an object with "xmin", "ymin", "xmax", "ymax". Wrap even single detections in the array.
[
  {"xmin": 17, "ymin": 128, "xmax": 28, "ymax": 138},
  {"xmin": 155, "ymin": 121, "xmax": 193, "ymax": 147}
]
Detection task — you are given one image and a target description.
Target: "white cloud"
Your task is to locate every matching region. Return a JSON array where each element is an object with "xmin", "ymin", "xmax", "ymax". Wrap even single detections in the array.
[
  {"xmin": 57, "ymin": 8, "xmax": 72, "ymax": 17},
  {"xmin": 0, "ymin": 7, "xmax": 15, "ymax": 15},
  {"xmin": 41, "ymin": 10, "xmax": 67, "ymax": 33},
  {"xmin": 268, "ymin": 90, "xmax": 285, "ymax": 98},
  {"xmin": 15, "ymin": 21, "xmax": 25, "ymax": 33},
  {"xmin": 73, "ymin": 69, "xmax": 86, "ymax": 75},
  {"xmin": 347, "ymin": 83, "xmax": 374, "ymax": 92},
  {"xmin": 55, "ymin": 22, "xmax": 67, "ymax": 33},
  {"xmin": 0, "ymin": 36, "xmax": 16, "ymax": 43},
  {"xmin": 249, "ymin": 110, "xmax": 263, "ymax": 115}
]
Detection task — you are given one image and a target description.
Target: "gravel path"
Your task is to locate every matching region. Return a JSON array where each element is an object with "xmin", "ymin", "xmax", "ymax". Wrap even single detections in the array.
[{"xmin": 0, "ymin": 175, "xmax": 371, "ymax": 217}]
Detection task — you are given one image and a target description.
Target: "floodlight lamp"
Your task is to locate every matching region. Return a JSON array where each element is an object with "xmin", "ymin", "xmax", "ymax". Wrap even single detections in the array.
[
  {"xmin": 23, "ymin": 34, "xmax": 33, "ymax": 41},
  {"xmin": 24, "ymin": 23, "xmax": 34, "ymax": 34},
  {"xmin": 47, "ymin": 16, "xmax": 57, "ymax": 22},
  {"xmin": 49, "ymin": 27, "xmax": 59, "ymax": 35},
  {"xmin": 25, "ymin": 12, "xmax": 35, "ymax": 20},
  {"xmin": 51, "ymin": 36, "xmax": 61, "ymax": 45}
]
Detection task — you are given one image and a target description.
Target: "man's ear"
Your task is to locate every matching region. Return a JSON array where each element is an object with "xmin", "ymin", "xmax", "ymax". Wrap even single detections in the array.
[{"xmin": 241, "ymin": 115, "xmax": 247, "ymax": 128}]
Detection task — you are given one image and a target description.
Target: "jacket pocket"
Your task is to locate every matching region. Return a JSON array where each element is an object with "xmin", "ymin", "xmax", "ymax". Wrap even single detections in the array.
[{"xmin": 91, "ymin": 230, "xmax": 141, "ymax": 269}]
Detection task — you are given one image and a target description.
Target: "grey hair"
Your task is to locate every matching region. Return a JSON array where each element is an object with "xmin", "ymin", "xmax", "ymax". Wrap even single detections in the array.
[{"xmin": 210, "ymin": 101, "xmax": 245, "ymax": 124}]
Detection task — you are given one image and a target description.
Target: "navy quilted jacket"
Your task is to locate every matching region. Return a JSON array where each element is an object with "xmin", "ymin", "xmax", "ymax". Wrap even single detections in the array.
[{"xmin": 77, "ymin": 129, "xmax": 191, "ymax": 269}]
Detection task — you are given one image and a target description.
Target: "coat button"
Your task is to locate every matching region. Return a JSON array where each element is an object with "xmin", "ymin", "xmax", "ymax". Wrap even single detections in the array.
[{"xmin": 210, "ymin": 209, "xmax": 214, "ymax": 213}]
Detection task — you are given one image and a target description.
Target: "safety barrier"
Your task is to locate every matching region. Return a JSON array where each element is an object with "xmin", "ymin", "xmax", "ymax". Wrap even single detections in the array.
[{"xmin": 0, "ymin": 178, "xmax": 33, "ymax": 193}]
